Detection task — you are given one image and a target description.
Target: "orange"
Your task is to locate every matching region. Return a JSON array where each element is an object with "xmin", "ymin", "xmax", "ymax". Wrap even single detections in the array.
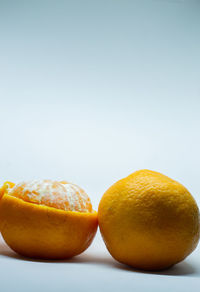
[
  {"xmin": 0, "ymin": 180, "xmax": 98, "ymax": 259},
  {"xmin": 98, "ymin": 169, "xmax": 200, "ymax": 270}
]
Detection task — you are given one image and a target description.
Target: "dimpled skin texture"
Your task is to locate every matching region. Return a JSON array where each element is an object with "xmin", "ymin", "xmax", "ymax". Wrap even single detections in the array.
[
  {"xmin": 98, "ymin": 170, "xmax": 200, "ymax": 270},
  {"xmin": 0, "ymin": 181, "xmax": 98, "ymax": 259}
]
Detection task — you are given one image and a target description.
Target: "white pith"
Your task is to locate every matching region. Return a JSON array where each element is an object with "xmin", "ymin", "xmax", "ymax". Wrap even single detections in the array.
[{"xmin": 8, "ymin": 180, "xmax": 91, "ymax": 212}]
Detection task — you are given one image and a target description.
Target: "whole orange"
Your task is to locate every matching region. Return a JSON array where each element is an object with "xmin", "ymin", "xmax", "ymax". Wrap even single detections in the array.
[
  {"xmin": 0, "ymin": 180, "xmax": 98, "ymax": 259},
  {"xmin": 98, "ymin": 170, "xmax": 200, "ymax": 270}
]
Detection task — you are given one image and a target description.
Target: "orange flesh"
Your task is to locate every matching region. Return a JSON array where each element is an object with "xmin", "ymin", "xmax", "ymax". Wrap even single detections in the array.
[{"xmin": 5, "ymin": 180, "xmax": 92, "ymax": 213}]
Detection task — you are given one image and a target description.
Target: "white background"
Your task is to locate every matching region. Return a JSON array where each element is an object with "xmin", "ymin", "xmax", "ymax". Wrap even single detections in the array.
[{"xmin": 0, "ymin": 0, "xmax": 200, "ymax": 291}]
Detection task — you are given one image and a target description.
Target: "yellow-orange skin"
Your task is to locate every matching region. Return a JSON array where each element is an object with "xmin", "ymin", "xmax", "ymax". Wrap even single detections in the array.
[
  {"xmin": 0, "ymin": 194, "xmax": 98, "ymax": 259},
  {"xmin": 98, "ymin": 170, "xmax": 200, "ymax": 271},
  {"xmin": 0, "ymin": 182, "xmax": 15, "ymax": 200}
]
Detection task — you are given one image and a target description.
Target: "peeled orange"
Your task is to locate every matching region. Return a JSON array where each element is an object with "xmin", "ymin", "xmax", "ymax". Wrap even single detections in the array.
[{"xmin": 0, "ymin": 180, "xmax": 98, "ymax": 259}]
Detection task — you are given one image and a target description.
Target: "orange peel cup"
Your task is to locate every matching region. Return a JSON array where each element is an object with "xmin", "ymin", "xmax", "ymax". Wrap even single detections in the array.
[{"xmin": 0, "ymin": 180, "xmax": 98, "ymax": 259}]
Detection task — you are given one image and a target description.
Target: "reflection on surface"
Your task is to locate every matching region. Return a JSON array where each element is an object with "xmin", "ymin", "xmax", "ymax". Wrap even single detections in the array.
[{"xmin": 0, "ymin": 236, "xmax": 198, "ymax": 277}]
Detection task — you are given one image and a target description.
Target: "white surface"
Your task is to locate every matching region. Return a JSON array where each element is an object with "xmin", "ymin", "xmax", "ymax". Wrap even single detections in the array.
[
  {"xmin": 1, "ymin": 231, "xmax": 200, "ymax": 292},
  {"xmin": 0, "ymin": 0, "xmax": 200, "ymax": 291}
]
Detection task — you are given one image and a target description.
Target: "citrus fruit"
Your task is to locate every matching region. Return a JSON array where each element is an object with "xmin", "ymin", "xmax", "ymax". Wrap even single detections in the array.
[
  {"xmin": 98, "ymin": 169, "xmax": 200, "ymax": 270},
  {"xmin": 0, "ymin": 180, "xmax": 98, "ymax": 259}
]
